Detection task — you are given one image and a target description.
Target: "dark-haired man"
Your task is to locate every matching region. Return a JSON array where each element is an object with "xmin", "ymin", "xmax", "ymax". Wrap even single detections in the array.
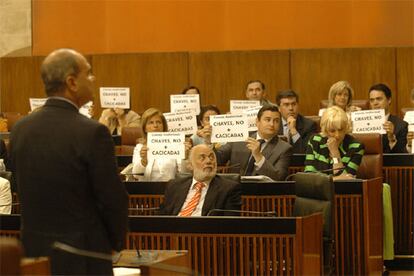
[
  {"xmin": 276, "ymin": 90, "xmax": 317, "ymax": 153},
  {"xmin": 245, "ymin": 80, "xmax": 273, "ymax": 106},
  {"xmin": 10, "ymin": 49, "xmax": 128, "ymax": 274},
  {"xmin": 205, "ymin": 105, "xmax": 292, "ymax": 181},
  {"xmin": 369, "ymin": 83, "xmax": 408, "ymax": 153}
]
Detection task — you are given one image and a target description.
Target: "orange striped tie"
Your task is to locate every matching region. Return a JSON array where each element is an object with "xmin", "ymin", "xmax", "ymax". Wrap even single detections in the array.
[{"xmin": 178, "ymin": 182, "xmax": 205, "ymax": 217}]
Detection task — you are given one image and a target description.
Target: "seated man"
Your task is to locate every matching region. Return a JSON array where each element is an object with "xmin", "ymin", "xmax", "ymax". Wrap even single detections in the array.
[
  {"xmin": 206, "ymin": 105, "xmax": 292, "ymax": 181},
  {"xmin": 369, "ymin": 83, "xmax": 408, "ymax": 153},
  {"xmin": 276, "ymin": 90, "xmax": 317, "ymax": 153},
  {"xmin": 160, "ymin": 144, "xmax": 242, "ymax": 216},
  {"xmin": 245, "ymin": 80, "xmax": 273, "ymax": 106}
]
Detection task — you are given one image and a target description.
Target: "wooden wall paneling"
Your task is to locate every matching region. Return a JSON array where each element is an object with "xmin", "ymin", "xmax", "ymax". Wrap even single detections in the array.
[
  {"xmin": 290, "ymin": 48, "xmax": 397, "ymax": 116},
  {"xmin": 0, "ymin": 56, "xmax": 45, "ymax": 114},
  {"xmin": 188, "ymin": 50, "xmax": 290, "ymax": 113},
  {"xmin": 91, "ymin": 52, "xmax": 189, "ymax": 116},
  {"xmin": 396, "ymin": 47, "xmax": 414, "ymax": 111}
]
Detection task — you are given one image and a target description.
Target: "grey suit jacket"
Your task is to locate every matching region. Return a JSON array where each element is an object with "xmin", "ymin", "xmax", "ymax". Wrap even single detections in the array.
[
  {"xmin": 215, "ymin": 132, "xmax": 292, "ymax": 181},
  {"xmin": 160, "ymin": 174, "xmax": 242, "ymax": 216}
]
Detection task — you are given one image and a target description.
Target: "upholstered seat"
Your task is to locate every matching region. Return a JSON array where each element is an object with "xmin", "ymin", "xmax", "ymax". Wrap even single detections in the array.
[
  {"xmin": 352, "ymin": 133, "xmax": 383, "ymax": 179},
  {"xmin": 320, "ymin": 99, "xmax": 370, "ymax": 110},
  {"xmin": 293, "ymin": 172, "xmax": 334, "ymax": 274}
]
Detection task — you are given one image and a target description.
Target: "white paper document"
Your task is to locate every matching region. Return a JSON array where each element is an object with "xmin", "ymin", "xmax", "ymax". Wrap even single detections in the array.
[
  {"xmin": 243, "ymin": 106, "xmax": 262, "ymax": 131},
  {"xmin": 170, "ymin": 94, "xmax": 200, "ymax": 115},
  {"xmin": 147, "ymin": 132, "xmax": 185, "ymax": 160},
  {"xmin": 230, "ymin": 100, "xmax": 260, "ymax": 114},
  {"xmin": 29, "ymin": 98, "xmax": 47, "ymax": 111},
  {"xmin": 210, "ymin": 114, "xmax": 249, "ymax": 143},
  {"xmin": 351, "ymin": 109, "xmax": 386, "ymax": 134},
  {"xmin": 100, "ymin": 87, "xmax": 130, "ymax": 109},
  {"xmin": 163, "ymin": 111, "xmax": 198, "ymax": 135}
]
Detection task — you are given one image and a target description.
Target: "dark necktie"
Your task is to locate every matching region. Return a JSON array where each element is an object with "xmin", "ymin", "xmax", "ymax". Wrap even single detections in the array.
[{"xmin": 245, "ymin": 139, "xmax": 266, "ymax": 176}]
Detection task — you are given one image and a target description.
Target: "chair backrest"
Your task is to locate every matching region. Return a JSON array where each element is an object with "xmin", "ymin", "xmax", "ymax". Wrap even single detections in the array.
[
  {"xmin": 304, "ymin": 115, "xmax": 321, "ymax": 132},
  {"xmin": 320, "ymin": 99, "xmax": 370, "ymax": 110},
  {"xmin": 0, "ymin": 237, "xmax": 22, "ymax": 275},
  {"xmin": 352, "ymin": 133, "xmax": 383, "ymax": 179},
  {"xmin": 121, "ymin": 127, "xmax": 142, "ymax": 146},
  {"xmin": 2, "ymin": 112, "xmax": 23, "ymax": 131},
  {"xmin": 293, "ymin": 172, "xmax": 334, "ymax": 239}
]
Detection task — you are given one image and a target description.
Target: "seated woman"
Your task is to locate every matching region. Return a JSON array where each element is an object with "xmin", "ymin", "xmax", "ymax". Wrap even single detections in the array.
[
  {"xmin": 328, "ymin": 80, "xmax": 361, "ymax": 113},
  {"xmin": 191, "ymin": 105, "xmax": 221, "ymax": 146},
  {"xmin": 304, "ymin": 106, "xmax": 365, "ymax": 180},
  {"xmin": 98, "ymin": 108, "xmax": 141, "ymax": 135},
  {"xmin": 132, "ymin": 108, "xmax": 191, "ymax": 181}
]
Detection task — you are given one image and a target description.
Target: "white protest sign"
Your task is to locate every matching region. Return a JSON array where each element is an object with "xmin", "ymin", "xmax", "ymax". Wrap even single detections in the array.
[
  {"xmin": 147, "ymin": 132, "xmax": 185, "ymax": 160},
  {"xmin": 163, "ymin": 111, "xmax": 198, "ymax": 135},
  {"xmin": 412, "ymin": 139, "xmax": 414, "ymax": 154},
  {"xmin": 170, "ymin": 94, "xmax": 200, "ymax": 115},
  {"xmin": 230, "ymin": 100, "xmax": 260, "ymax": 114},
  {"xmin": 79, "ymin": 101, "xmax": 93, "ymax": 118},
  {"xmin": 403, "ymin": 111, "xmax": 414, "ymax": 124},
  {"xmin": 318, "ymin": 108, "xmax": 326, "ymax": 117},
  {"xmin": 351, "ymin": 109, "xmax": 386, "ymax": 134},
  {"xmin": 210, "ymin": 114, "xmax": 249, "ymax": 143},
  {"xmin": 243, "ymin": 106, "xmax": 262, "ymax": 131},
  {"xmin": 99, "ymin": 87, "xmax": 130, "ymax": 109},
  {"xmin": 29, "ymin": 98, "xmax": 47, "ymax": 111},
  {"xmin": 409, "ymin": 124, "xmax": 414, "ymax": 132}
]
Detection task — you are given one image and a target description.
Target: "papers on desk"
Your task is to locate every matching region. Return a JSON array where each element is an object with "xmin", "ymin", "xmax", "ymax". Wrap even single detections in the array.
[
  {"xmin": 241, "ymin": 175, "xmax": 275, "ymax": 182},
  {"xmin": 113, "ymin": 267, "xmax": 141, "ymax": 276}
]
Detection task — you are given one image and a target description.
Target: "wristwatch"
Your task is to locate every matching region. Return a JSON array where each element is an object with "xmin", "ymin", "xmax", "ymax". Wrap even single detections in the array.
[{"xmin": 332, "ymin": 157, "xmax": 340, "ymax": 164}]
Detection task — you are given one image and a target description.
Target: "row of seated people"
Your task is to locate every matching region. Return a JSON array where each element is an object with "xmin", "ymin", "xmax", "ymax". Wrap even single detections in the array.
[
  {"xmin": 105, "ymin": 81, "xmax": 413, "ymax": 158},
  {"xmin": 116, "ymin": 83, "xmax": 413, "ymax": 184}
]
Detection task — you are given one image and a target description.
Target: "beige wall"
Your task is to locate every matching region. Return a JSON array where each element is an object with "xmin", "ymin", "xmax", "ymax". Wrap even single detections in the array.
[{"xmin": 0, "ymin": 0, "xmax": 32, "ymax": 57}]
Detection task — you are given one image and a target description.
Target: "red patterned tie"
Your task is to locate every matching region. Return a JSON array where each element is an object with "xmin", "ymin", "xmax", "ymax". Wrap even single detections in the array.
[{"xmin": 178, "ymin": 182, "xmax": 205, "ymax": 217}]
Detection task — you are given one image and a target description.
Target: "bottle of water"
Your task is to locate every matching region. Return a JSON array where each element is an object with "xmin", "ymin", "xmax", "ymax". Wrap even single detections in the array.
[{"xmin": 0, "ymin": 159, "xmax": 5, "ymax": 172}]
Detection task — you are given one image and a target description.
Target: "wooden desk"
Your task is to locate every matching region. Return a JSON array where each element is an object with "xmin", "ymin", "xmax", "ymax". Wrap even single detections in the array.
[
  {"xmin": 114, "ymin": 250, "xmax": 190, "ymax": 276},
  {"xmin": 125, "ymin": 178, "xmax": 383, "ymax": 275},
  {"xmin": 127, "ymin": 214, "xmax": 322, "ymax": 276},
  {"xmin": 0, "ymin": 214, "xmax": 322, "ymax": 276},
  {"xmin": 290, "ymin": 153, "xmax": 414, "ymax": 264}
]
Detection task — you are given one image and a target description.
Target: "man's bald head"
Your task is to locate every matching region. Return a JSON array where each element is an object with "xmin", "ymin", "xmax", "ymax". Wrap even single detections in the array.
[{"xmin": 41, "ymin": 48, "xmax": 84, "ymax": 96}]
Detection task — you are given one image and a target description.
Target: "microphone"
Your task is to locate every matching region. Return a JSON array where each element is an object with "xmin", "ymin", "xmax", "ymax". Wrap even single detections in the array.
[
  {"xmin": 285, "ymin": 166, "xmax": 346, "ymax": 181},
  {"xmin": 206, "ymin": 208, "xmax": 277, "ymax": 217}
]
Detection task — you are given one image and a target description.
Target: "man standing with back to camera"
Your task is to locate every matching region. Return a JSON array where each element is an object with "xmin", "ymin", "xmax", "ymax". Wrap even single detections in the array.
[{"xmin": 9, "ymin": 49, "xmax": 128, "ymax": 275}]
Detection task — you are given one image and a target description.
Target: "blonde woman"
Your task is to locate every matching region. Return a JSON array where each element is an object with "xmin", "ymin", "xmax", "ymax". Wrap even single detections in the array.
[
  {"xmin": 304, "ymin": 106, "xmax": 365, "ymax": 180},
  {"xmin": 328, "ymin": 80, "xmax": 361, "ymax": 112}
]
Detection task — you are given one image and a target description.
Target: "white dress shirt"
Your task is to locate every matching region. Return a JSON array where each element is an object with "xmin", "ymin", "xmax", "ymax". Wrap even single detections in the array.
[{"xmin": 0, "ymin": 177, "xmax": 11, "ymax": 214}]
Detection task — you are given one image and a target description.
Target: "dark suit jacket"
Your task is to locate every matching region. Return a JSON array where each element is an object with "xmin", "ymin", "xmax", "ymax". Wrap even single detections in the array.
[
  {"xmin": 278, "ymin": 114, "xmax": 317, "ymax": 153},
  {"xmin": 215, "ymin": 132, "xmax": 292, "ymax": 181},
  {"xmin": 160, "ymin": 174, "xmax": 242, "ymax": 216},
  {"xmin": 383, "ymin": 114, "xmax": 408, "ymax": 153},
  {"xmin": 9, "ymin": 98, "xmax": 128, "ymax": 275}
]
